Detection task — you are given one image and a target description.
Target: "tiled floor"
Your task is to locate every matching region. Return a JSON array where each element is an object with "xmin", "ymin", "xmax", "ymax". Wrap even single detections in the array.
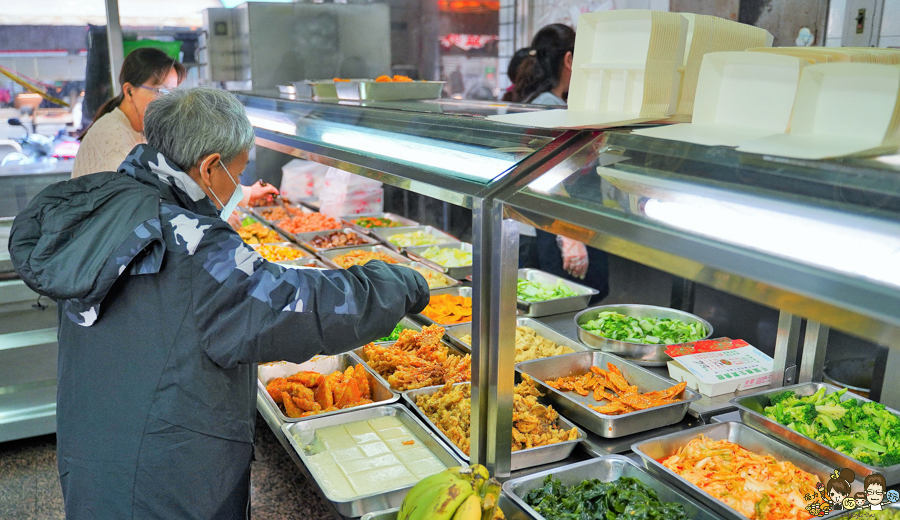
[{"xmin": 0, "ymin": 414, "xmax": 334, "ymax": 520}]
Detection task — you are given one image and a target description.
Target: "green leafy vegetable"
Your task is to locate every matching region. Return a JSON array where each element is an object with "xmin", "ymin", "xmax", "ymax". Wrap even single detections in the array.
[
  {"xmin": 376, "ymin": 323, "xmax": 405, "ymax": 342},
  {"xmin": 388, "ymin": 231, "xmax": 450, "ymax": 247},
  {"xmin": 762, "ymin": 388, "xmax": 900, "ymax": 467},
  {"xmin": 422, "ymin": 246, "xmax": 472, "ymax": 268},
  {"xmin": 516, "ymin": 279, "xmax": 578, "ymax": 302},
  {"xmin": 580, "ymin": 311, "xmax": 706, "ymax": 345},
  {"xmin": 241, "ymin": 216, "xmax": 258, "ymax": 227},
  {"xmin": 523, "ymin": 475, "xmax": 689, "ymax": 520}
]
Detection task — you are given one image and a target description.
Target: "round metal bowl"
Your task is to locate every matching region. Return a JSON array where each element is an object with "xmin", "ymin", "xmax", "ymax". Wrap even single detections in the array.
[{"xmin": 574, "ymin": 304, "xmax": 713, "ymax": 367}]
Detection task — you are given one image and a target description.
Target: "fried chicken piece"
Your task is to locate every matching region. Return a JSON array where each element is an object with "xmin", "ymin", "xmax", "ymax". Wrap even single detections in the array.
[
  {"xmin": 642, "ymin": 381, "xmax": 687, "ymax": 401},
  {"xmin": 292, "ymin": 395, "xmax": 321, "ymax": 412},
  {"xmin": 282, "ymin": 390, "xmax": 304, "ymax": 418},
  {"xmin": 287, "ymin": 371, "xmax": 324, "ymax": 387},
  {"xmin": 354, "ymin": 364, "xmax": 371, "ymax": 400},
  {"xmin": 590, "ymin": 402, "xmax": 632, "ymax": 415}
]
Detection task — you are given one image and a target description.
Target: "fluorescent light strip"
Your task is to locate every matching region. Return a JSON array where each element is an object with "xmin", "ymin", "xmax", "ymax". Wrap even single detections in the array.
[{"xmin": 643, "ymin": 196, "xmax": 900, "ymax": 288}]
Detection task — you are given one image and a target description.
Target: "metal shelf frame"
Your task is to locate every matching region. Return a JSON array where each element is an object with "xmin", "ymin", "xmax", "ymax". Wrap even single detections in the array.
[{"xmin": 240, "ymin": 92, "xmax": 900, "ymax": 478}]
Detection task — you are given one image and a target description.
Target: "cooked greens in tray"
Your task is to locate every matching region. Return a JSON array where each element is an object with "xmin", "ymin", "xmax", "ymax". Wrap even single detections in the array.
[
  {"xmin": 580, "ymin": 311, "xmax": 706, "ymax": 345},
  {"xmin": 523, "ymin": 475, "xmax": 688, "ymax": 520}
]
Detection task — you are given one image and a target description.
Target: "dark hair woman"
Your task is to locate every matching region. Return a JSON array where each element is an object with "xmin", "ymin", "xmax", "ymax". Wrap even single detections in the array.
[
  {"xmin": 501, "ymin": 47, "xmax": 536, "ymax": 102},
  {"xmin": 73, "ymin": 48, "xmax": 185, "ymax": 178},
  {"xmin": 825, "ymin": 468, "xmax": 855, "ymax": 510},
  {"xmin": 511, "ymin": 23, "xmax": 576, "ymax": 105}
]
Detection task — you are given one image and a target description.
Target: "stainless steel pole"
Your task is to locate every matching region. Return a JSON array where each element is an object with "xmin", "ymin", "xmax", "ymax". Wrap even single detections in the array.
[
  {"xmin": 772, "ymin": 311, "xmax": 801, "ymax": 387},
  {"xmin": 470, "ymin": 199, "xmax": 517, "ymax": 477},
  {"xmin": 105, "ymin": 0, "xmax": 125, "ymax": 92},
  {"xmin": 798, "ymin": 321, "xmax": 828, "ymax": 383}
]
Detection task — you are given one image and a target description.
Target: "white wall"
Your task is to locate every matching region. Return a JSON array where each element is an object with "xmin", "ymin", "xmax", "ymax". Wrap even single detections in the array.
[{"xmin": 826, "ymin": 0, "xmax": 900, "ymax": 47}]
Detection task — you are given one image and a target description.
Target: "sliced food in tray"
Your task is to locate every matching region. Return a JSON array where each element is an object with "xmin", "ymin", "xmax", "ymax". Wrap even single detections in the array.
[{"xmin": 447, "ymin": 318, "xmax": 587, "ymax": 362}]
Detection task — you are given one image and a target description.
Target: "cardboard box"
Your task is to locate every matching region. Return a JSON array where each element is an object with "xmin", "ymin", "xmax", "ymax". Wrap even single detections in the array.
[{"xmin": 666, "ymin": 343, "xmax": 773, "ymax": 397}]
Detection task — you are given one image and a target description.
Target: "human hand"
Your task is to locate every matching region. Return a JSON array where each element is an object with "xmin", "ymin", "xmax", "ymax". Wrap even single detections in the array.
[
  {"xmin": 558, "ymin": 236, "xmax": 588, "ymax": 279},
  {"xmin": 248, "ymin": 180, "xmax": 279, "ymax": 206},
  {"xmin": 227, "ymin": 211, "xmax": 242, "ymax": 231}
]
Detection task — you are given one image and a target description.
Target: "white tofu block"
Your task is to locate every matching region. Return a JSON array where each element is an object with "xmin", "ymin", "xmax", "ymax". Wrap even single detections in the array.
[
  {"xmin": 313, "ymin": 464, "xmax": 356, "ymax": 499},
  {"xmin": 386, "ymin": 436, "xmax": 419, "ymax": 452},
  {"xmin": 367, "ymin": 416, "xmax": 405, "ymax": 431},
  {"xmin": 395, "ymin": 446, "xmax": 436, "ymax": 465},
  {"xmin": 359, "ymin": 441, "xmax": 392, "ymax": 458},
  {"xmin": 346, "ymin": 465, "xmax": 418, "ymax": 496},
  {"xmin": 350, "ymin": 432, "xmax": 382, "ymax": 445},
  {"xmin": 329, "ymin": 446, "xmax": 365, "ymax": 462},
  {"xmin": 409, "ymin": 456, "xmax": 449, "ymax": 480},
  {"xmin": 343, "ymin": 420, "xmax": 376, "ymax": 437},
  {"xmin": 376, "ymin": 426, "xmax": 411, "ymax": 441}
]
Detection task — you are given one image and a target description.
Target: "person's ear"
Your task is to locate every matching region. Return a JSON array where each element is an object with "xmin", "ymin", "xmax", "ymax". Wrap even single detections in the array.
[
  {"xmin": 198, "ymin": 153, "xmax": 222, "ymax": 188},
  {"xmin": 123, "ymin": 82, "xmax": 134, "ymax": 98},
  {"xmin": 564, "ymin": 51, "xmax": 574, "ymax": 71}
]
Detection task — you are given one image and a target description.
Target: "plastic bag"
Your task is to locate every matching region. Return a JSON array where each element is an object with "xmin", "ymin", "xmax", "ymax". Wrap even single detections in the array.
[
  {"xmin": 318, "ymin": 167, "xmax": 384, "ymax": 217},
  {"xmin": 280, "ymin": 159, "xmax": 329, "ymax": 201}
]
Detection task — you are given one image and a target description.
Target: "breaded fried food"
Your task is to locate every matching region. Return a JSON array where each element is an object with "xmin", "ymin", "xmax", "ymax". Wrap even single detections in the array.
[
  {"xmin": 414, "ymin": 375, "xmax": 578, "ymax": 456},
  {"xmin": 459, "ymin": 326, "xmax": 574, "ymax": 363},
  {"xmin": 265, "ymin": 363, "xmax": 373, "ymax": 418},
  {"xmin": 362, "ymin": 325, "xmax": 470, "ymax": 391}
]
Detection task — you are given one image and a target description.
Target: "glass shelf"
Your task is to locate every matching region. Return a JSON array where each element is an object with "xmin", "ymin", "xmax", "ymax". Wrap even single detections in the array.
[
  {"xmin": 500, "ymin": 130, "xmax": 900, "ymax": 345},
  {"xmin": 237, "ymin": 92, "xmax": 566, "ymax": 205}
]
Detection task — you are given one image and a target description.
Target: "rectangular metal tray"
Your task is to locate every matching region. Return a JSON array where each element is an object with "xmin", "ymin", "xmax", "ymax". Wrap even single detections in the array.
[
  {"xmin": 404, "ymin": 242, "xmax": 473, "ymax": 280},
  {"xmin": 360, "ymin": 493, "xmax": 532, "ymax": 520},
  {"xmin": 517, "ymin": 268, "xmax": 598, "ymax": 317},
  {"xmin": 732, "ymin": 381, "xmax": 900, "ymax": 485},
  {"xmin": 281, "ymin": 404, "xmax": 463, "ymax": 517},
  {"xmin": 257, "ymin": 354, "xmax": 399, "ymax": 423},
  {"xmin": 412, "ymin": 286, "xmax": 473, "ymax": 327},
  {"xmin": 279, "ymin": 258, "xmax": 331, "ymax": 270},
  {"xmin": 503, "ymin": 455, "xmax": 719, "ymax": 520},
  {"xmin": 442, "ymin": 318, "xmax": 590, "ymax": 359},
  {"xmin": 318, "ymin": 245, "xmax": 412, "ymax": 269},
  {"xmin": 342, "ymin": 212, "xmax": 419, "ymax": 235},
  {"xmin": 403, "ymin": 382, "xmax": 585, "ymax": 472},
  {"xmin": 632, "ymin": 421, "xmax": 862, "ymax": 520},
  {"xmin": 517, "ymin": 351, "xmax": 699, "ymax": 438},
  {"xmin": 372, "ymin": 225, "xmax": 459, "ymax": 252},
  {"xmin": 351, "ymin": 335, "xmax": 468, "ymax": 393},
  {"xmin": 334, "ymin": 80, "xmax": 445, "ymax": 101},
  {"xmin": 292, "ymin": 79, "xmax": 339, "ymax": 99},
  {"xmin": 407, "ymin": 261, "xmax": 461, "ymax": 290},
  {"xmin": 292, "ymin": 228, "xmax": 380, "ymax": 253}
]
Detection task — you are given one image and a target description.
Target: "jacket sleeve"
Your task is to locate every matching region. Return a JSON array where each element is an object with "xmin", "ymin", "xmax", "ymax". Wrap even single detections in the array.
[{"xmin": 189, "ymin": 220, "xmax": 430, "ymax": 368}]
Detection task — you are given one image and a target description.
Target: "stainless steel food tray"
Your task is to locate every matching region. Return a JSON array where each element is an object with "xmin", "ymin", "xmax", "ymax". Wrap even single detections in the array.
[
  {"xmin": 293, "ymin": 228, "xmax": 380, "ymax": 253},
  {"xmin": 442, "ymin": 318, "xmax": 589, "ymax": 359},
  {"xmin": 574, "ymin": 304, "xmax": 713, "ymax": 367},
  {"xmin": 503, "ymin": 455, "xmax": 719, "ymax": 520},
  {"xmin": 732, "ymin": 382, "xmax": 900, "ymax": 485},
  {"xmin": 334, "ymin": 80, "xmax": 445, "ymax": 101},
  {"xmin": 281, "ymin": 404, "xmax": 463, "ymax": 517},
  {"xmin": 407, "ymin": 261, "xmax": 461, "ymax": 290},
  {"xmin": 351, "ymin": 336, "xmax": 468, "ymax": 393},
  {"xmin": 372, "ymin": 225, "xmax": 459, "ymax": 252},
  {"xmin": 632, "ymin": 421, "xmax": 861, "ymax": 520},
  {"xmin": 404, "ymin": 242, "xmax": 473, "ymax": 280},
  {"xmin": 319, "ymin": 245, "xmax": 412, "ymax": 269},
  {"xmin": 257, "ymin": 354, "xmax": 399, "ymax": 423},
  {"xmin": 277, "ymin": 84, "xmax": 295, "ymax": 95},
  {"xmin": 279, "ymin": 258, "xmax": 331, "ymax": 270},
  {"xmin": 517, "ymin": 351, "xmax": 699, "ymax": 438},
  {"xmin": 403, "ymin": 382, "xmax": 585, "ymax": 472},
  {"xmin": 517, "ymin": 269, "xmax": 598, "ymax": 318},
  {"xmin": 412, "ymin": 286, "xmax": 472, "ymax": 327},
  {"xmin": 360, "ymin": 493, "xmax": 532, "ymax": 520},
  {"xmin": 248, "ymin": 204, "xmax": 313, "ymax": 230},
  {"xmin": 342, "ymin": 213, "xmax": 419, "ymax": 235},
  {"xmin": 834, "ymin": 503, "xmax": 900, "ymax": 517},
  {"xmin": 292, "ymin": 79, "xmax": 339, "ymax": 99}
]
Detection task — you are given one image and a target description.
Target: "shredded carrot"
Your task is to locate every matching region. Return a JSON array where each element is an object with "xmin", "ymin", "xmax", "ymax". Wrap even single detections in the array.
[{"xmin": 421, "ymin": 294, "xmax": 472, "ymax": 324}]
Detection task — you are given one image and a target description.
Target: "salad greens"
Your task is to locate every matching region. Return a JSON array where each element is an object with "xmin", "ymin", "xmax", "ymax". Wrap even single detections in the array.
[
  {"xmin": 523, "ymin": 475, "xmax": 688, "ymax": 520},
  {"xmin": 763, "ymin": 387, "xmax": 900, "ymax": 467},
  {"xmin": 377, "ymin": 323, "xmax": 405, "ymax": 342},
  {"xmin": 241, "ymin": 216, "xmax": 258, "ymax": 227},
  {"xmin": 422, "ymin": 246, "xmax": 472, "ymax": 268},
  {"xmin": 517, "ymin": 279, "xmax": 578, "ymax": 302},
  {"xmin": 580, "ymin": 311, "xmax": 706, "ymax": 345},
  {"xmin": 388, "ymin": 231, "xmax": 449, "ymax": 247}
]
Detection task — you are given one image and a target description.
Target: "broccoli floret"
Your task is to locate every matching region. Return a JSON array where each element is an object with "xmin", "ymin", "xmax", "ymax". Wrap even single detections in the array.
[
  {"xmin": 807, "ymin": 387, "xmax": 828, "ymax": 405},
  {"xmin": 818, "ymin": 387, "xmax": 849, "ymax": 406},
  {"xmin": 792, "ymin": 422, "xmax": 818, "ymax": 439},
  {"xmin": 879, "ymin": 449, "xmax": 900, "ymax": 467},
  {"xmin": 854, "ymin": 438, "xmax": 887, "ymax": 453},
  {"xmin": 769, "ymin": 391, "xmax": 797, "ymax": 406},
  {"xmin": 840, "ymin": 399, "xmax": 858, "ymax": 410},
  {"xmin": 815, "ymin": 404, "xmax": 847, "ymax": 421},
  {"xmin": 785, "ymin": 403, "xmax": 818, "ymax": 424},
  {"xmin": 852, "ymin": 447, "xmax": 876, "ymax": 465},
  {"xmin": 815, "ymin": 414, "xmax": 839, "ymax": 433}
]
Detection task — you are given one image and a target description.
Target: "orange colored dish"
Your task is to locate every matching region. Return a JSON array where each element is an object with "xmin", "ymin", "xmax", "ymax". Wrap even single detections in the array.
[
  {"xmin": 421, "ymin": 294, "xmax": 472, "ymax": 325},
  {"xmin": 265, "ymin": 364, "xmax": 373, "ymax": 418}
]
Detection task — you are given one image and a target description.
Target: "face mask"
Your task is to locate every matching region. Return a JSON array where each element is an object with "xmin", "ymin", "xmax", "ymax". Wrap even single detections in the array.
[{"xmin": 208, "ymin": 159, "xmax": 243, "ymax": 221}]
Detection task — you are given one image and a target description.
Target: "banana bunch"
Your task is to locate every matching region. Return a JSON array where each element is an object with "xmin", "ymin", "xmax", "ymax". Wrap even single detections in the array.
[{"xmin": 397, "ymin": 464, "xmax": 504, "ymax": 520}]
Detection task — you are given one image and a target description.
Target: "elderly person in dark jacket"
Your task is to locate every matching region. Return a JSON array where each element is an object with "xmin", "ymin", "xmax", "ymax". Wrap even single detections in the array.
[{"xmin": 9, "ymin": 87, "xmax": 430, "ymax": 519}]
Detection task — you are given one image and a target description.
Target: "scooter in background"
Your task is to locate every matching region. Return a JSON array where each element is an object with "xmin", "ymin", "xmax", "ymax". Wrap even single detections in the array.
[{"xmin": 0, "ymin": 118, "xmax": 56, "ymax": 166}]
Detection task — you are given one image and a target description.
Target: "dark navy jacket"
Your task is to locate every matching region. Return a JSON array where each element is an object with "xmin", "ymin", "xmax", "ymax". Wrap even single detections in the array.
[{"xmin": 9, "ymin": 144, "xmax": 429, "ymax": 519}]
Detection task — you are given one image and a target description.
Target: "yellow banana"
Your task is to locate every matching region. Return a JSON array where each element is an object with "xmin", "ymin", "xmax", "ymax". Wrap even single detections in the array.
[
  {"xmin": 413, "ymin": 476, "xmax": 476, "ymax": 520},
  {"xmin": 451, "ymin": 494, "xmax": 483, "ymax": 520},
  {"xmin": 398, "ymin": 470, "xmax": 464, "ymax": 520},
  {"xmin": 469, "ymin": 463, "xmax": 490, "ymax": 491},
  {"xmin": 444, "ymin": 465, "xmax": 476, "ymax": 481},
  {"xmin": 479, "ymin": 478, "xmax": 501, "ymax": 520}
]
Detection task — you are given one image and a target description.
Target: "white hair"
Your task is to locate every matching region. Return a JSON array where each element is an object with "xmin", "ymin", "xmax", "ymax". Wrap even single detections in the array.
[{"xmin": 143, "ymin": 86, "xmax": 255, "ymax": 171}]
